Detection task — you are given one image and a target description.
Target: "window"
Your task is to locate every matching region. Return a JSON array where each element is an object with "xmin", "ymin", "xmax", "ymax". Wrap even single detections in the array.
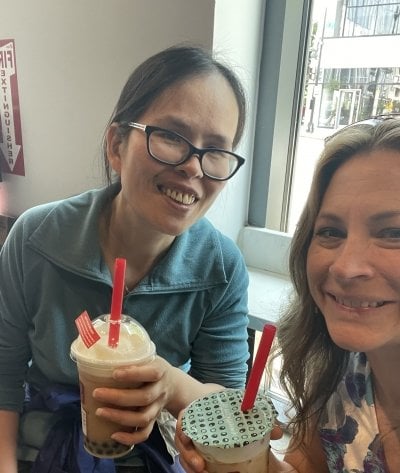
[
  {"xmin": 249, "ymin": 0, "xmax": 400, "ymax": 236},
  {"xmin": 244, "ymin": 0, "xmax": 400, "ymax": 414}
]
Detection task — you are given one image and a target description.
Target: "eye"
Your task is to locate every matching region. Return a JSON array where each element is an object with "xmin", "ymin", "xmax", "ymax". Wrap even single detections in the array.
[
  {"xmin": 313, "ymin": 227, "xmax": 345, "ymax": 247},
  {"xmin": 155, "ymin": 130, "xmax": 184, "ymax": 145},
  {"xmin": 315, "ymin": 227, "xmax": 345, "ymax": 238},
  {"xmin": 377, "ymin": 228, "xmax": 400, "ymax": 239}
]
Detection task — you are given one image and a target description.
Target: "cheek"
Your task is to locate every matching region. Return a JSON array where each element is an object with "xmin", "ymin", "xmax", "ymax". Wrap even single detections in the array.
[
  {"xmin": 205, "ymin": 181, "xmax": 225, "ymax": 201},
  {"xmin": 120, "ymin": 143, "xmax": 154, "ymax": 177},
  {"xmin": 306, "ymin": 246, "xmax": 326, "ymax": 292}
]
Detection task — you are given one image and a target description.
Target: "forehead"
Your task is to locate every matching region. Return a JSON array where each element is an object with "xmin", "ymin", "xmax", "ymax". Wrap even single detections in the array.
[
  {"xmin": 320, "ymin": 149, "xmax": 400, "ymax": 210},
  {"xmin": 139, "ymin": 72, "xmax": 239, "ymax": 141},
  {"xmin": 143, "ymin": 72, "xmax": 238, "ymax": 115}
]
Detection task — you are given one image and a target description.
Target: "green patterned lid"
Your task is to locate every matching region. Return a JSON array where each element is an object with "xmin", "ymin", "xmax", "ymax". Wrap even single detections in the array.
[{"xmin": 181, "ymin": 388, "xmax": 277, "ymax": 449}]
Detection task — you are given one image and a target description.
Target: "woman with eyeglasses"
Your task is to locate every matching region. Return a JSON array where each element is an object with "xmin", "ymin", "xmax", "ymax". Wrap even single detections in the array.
[
  {"xmin": 0, "ymin": 45, "xmax": 249, "ymax": 473},
  {"xmin": 176, "ymin": 117, "xmax": 400, "ymax": 473}
]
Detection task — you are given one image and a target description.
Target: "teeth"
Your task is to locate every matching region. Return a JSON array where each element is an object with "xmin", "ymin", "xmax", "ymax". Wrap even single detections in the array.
[
  {"xmin": 163, "ymin": 187, "xmax": 195, "ymax": 205},
  {"xmin": 336, "ymin": 297, "xmax": 384, "ymax": 308}
]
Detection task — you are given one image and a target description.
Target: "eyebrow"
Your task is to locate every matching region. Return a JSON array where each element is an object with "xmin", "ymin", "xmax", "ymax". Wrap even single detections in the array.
[
  {"xmin": 316, "ymin": 211, "xmax": 400, "ymax": 225},
  {"xmin": 315, "ymin": 212, "xmax": 342, "ymax": 224},
  {"xmin": 368, "ymin": 211, "xmax": 400, "ymax": 223}
]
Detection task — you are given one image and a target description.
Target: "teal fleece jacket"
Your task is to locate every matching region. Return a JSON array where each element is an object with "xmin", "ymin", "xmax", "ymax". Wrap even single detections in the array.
[{"xmin": 0, "ymin": 184, "xmax": 249, "ymax": 414}]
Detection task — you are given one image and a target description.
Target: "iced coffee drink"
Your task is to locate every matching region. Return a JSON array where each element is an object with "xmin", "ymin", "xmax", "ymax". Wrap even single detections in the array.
[
  {"xmin": 70, "ymin": 314, "xmax": 155, "ymax": 458},
  {"xmin": 181, "ymin": 388, "xmax": 277, "ymax": 473}
]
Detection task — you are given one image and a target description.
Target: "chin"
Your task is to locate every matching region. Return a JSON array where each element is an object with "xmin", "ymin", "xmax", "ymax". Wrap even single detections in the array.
[
  {"xmin": 157, "ymin": 223, "xmax": 190, "ymax": 237},
  {"xmin": 160, "ymin": 216, "xmax": 197, "ymax": 236},
  {"xmin": 329, "ymin": 333, "xmax": 378, "ymax": 353},
  {"xmin": 326, "ymin": 326, "xmax": 363, "ymax": 352}
]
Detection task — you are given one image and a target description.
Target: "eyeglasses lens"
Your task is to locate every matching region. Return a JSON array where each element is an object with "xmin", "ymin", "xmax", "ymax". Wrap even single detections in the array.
[{"xmin": 148, "ymin": 130, "xmax": 238, "ymax": 179}]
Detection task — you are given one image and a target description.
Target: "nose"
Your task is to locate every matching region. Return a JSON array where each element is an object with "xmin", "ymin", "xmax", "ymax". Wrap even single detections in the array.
[
  {"xmin": 176, "ymin": 154, "xmax": 204, "ymax": 179},
  {"xmin": 329, "ymin": 237, "xmax": 375, "ymax": 281}
]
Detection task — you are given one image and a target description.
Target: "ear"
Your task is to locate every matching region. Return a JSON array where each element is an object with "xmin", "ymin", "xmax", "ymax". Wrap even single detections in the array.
[{"xmin": 106, "ymin": 124, "xmax": 125, "ymax": 175}]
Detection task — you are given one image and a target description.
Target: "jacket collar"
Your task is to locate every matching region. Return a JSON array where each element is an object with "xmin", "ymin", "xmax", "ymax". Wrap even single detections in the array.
[{"xmin": 27, "ymin": 185, "xmax": 227, "ymax": 291}]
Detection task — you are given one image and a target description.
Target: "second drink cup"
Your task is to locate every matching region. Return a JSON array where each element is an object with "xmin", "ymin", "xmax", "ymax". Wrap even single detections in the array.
[
  {"xmin": 181, "ymin": 388, "xmax": 277, "ymax": 473},
  {"xmin": 70, "ymin": 313, "xmax": 156, "ymax": 458}
]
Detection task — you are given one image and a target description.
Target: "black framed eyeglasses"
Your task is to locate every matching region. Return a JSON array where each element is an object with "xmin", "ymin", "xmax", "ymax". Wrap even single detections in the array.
[
  {"xmin": 325, "ymin": 113, "xmax": 400, "ymax": 144},
  {"xmin": 126, "ymin": 122, "xmax": 245, "ymax": 181}
]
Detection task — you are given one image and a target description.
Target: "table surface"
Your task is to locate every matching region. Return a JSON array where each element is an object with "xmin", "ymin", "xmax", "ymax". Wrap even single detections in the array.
[{"xmin": 247, "ymin": 267, "xmax": 293, "ymax": 332}]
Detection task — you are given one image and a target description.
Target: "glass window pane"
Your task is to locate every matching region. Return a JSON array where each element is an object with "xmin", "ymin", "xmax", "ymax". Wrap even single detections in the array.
[{"xmin": 285, "ymin": 0, "xmax": 400, "ymax": 234}]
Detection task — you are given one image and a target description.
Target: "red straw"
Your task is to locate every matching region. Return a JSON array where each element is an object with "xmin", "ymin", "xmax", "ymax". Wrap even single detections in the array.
[
  {"xmin": 108, "ymin": 257, "xmax": 126, "ymax": 348},
  {"xmin": 241, "ymin": 323, "xmax": 277, "ymax": 411}
]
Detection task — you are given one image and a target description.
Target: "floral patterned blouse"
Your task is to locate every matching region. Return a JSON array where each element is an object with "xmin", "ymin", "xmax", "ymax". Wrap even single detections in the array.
[{"xmin": 318, "ymin": 352, "xmax": 388, "ymax": 472}]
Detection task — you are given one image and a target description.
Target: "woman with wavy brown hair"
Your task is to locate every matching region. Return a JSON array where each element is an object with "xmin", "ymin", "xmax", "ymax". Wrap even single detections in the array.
[{"xmin": 177, "ymin": 116, "xmax": 400, "ymax": 473}]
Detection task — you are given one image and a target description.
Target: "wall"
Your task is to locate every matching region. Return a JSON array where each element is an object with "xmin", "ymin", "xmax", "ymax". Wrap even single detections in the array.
[
  {"xmin": 0, "ymin": 0, "xmax": 267, "ymax": 244},
  {"xmin": 0, "ymin": 0, "xmax": 214, "ymax": 217}
]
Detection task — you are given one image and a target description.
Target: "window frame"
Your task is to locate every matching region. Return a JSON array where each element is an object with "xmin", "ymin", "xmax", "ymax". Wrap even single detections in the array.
[{"xmin": 248, "ymin": 0, "xmax": 312, "ymax": 233}]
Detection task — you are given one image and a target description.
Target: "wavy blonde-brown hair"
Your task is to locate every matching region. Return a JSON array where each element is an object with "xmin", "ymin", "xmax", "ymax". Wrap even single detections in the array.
[{"xmin": 275, "ymin": 118, "xmax": 400, "ymax": 446}]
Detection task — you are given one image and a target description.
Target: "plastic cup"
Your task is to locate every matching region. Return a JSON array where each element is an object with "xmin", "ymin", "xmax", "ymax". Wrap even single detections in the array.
[
  {"xmin": 181, "ymin": 388, "xmax": 277, "ymax": 473},
  {"xmin": 70, "ymin": 314, "xmax": 156, "ymax": 458}
]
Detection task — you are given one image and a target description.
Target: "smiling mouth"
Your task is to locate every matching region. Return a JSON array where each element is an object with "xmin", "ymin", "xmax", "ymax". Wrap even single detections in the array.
[
  {"xmin": 333, "ymin": 295, "xmax": 385, "ymax": 309},
  {"xmin": 159, "ymin": 186, "xmax": 196, "ymax": 205}
]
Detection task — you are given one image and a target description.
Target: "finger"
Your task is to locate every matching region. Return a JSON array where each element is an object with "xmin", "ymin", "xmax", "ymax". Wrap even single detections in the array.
[
  {"xmin": 175, "ymin": 419, "xmax": 206, "ymax": 472},
  {"xmin": 96, "ymin": 402, "xmax": 160, "ymax": 428},
  {"xmin": 93, "ymin": 384, "xmax": 164, "ymax": 408},
  {"xmin": 113, "ymin": 356, "xmax": 166, "ymax": 383},
  {"xmin": 271, "ymin": 424, "xmax": 284, "ymax": 440},
  {"xmin": 178, "ymin": 455, "xmax": 207, "ymax": 473},
  {"xmin": 111, "ymin": 422, "xmax": 155, "ymax": 446}
]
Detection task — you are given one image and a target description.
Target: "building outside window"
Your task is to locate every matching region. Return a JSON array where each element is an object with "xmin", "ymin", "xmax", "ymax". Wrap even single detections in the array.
[{"xmin": 250, "ymin": 0, "xmax": 400, "ymax": 236}]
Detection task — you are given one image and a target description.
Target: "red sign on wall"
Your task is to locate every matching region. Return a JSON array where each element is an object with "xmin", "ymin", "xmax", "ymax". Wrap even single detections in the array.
[{"xmin": 0, "ymin": 39, "xmax": 25, "ymax": 176}]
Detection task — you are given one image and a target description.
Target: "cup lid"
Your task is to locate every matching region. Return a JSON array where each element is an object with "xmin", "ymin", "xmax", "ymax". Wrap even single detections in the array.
[
  {"xmin": 70, "ymin": 314, "xmax": 155, "ymax": 367},
  {"xmin": 181, "ymin": 388, "xmax": 277, "ymax": 449}
]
